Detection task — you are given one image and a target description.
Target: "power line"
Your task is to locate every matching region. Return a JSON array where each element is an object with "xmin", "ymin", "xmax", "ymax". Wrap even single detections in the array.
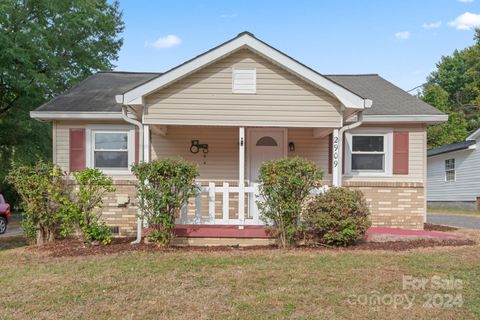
[{"xmin": 407, "ymin": 83, "xmax": 426, "ymax": 93}]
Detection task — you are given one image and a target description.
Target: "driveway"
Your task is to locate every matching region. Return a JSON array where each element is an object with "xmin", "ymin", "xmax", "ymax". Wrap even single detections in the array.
[
  {"xmin": 427, "ymin": 214, "xmax": 480, "ymax": 230},
  {"xmin": 0, "ymin": 219, "xmax": 22, "ymax": 237}
]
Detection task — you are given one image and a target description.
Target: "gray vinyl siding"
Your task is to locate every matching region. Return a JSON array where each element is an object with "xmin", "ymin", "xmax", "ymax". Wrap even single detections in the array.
[
  {"xmin": 144, "ymin": 49, "xmax": 342, "ymax": 127},
  {"xmin": 427, "ymin": 142, "xmax": 480, "ymax": 202}
]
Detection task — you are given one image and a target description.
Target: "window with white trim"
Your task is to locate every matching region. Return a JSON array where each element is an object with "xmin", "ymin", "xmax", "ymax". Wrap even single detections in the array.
[
  {"xmin": 346, "ymin": 129, "xmax": 393, "ymax": 176},
  {"xmin": 86, "ymin": 126, "xmax": 135, "ymax": 174},
  {"xmin": 232, "ymin": 68, "xmax": 256, "ymax": 93},
  {"xmin": 445, "ymin": 158, "xmax": 455, "ymax": 182}
]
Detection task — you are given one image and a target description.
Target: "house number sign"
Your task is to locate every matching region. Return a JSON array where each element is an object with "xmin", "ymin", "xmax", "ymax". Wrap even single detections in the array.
[{"xmin": 333, "ymin": 136, "xmax": 339, "ymax": 168}]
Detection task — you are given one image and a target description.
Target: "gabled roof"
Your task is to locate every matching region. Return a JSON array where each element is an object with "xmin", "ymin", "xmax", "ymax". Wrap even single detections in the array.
[
  {"xmin": 117, "ymin": 32, "xmax": 372, "ymax": 110},
  {"xmin": 427, "ymin": 140, "xmax": 476, "ymax": 157},
  {"xmin": 30, "ymin": 32, "xmax": 448, "ymax": 124},
  {"xmin": 30, "ymin": 72, "xmax": 447, "ymax": 122}
]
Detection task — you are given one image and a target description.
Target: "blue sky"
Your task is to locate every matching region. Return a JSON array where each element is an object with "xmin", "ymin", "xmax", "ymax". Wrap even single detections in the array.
[{"xmin": 115, "ymin": 0, "xmax": 480, "ymax": 91}]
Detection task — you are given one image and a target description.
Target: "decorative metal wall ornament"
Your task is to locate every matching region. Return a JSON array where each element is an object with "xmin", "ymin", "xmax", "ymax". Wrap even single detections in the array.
[{"xmin": 190, "ymin": 140, "xmax": 209, "ymax": 154}]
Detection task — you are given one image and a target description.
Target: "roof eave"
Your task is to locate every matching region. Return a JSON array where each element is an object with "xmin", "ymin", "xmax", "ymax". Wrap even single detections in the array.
[
  {"xmin": 30, "ymin": 111, "xmax": 124, "ymax": 121},
  {"xmin": 466, "ymin": 128, "xmax": 480, "ymax": 141},
  {"xmin": 427, "ymin": 142, "xmax": 476, "ymax": 157},
  {"xmin": 362, "ymin": 114, "xmax": 448, "ymax": 124}
]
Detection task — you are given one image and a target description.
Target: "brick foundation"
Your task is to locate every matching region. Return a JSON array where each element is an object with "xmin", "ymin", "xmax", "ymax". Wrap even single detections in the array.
[
  {"xmin": 99, "ymin": 179, "xmax": 138, "ymax": 237},
  {"xmin": 344, "ymin": 181, "xmax": 425, "ymax": 230},
  {"xmin": 84, "ymin": 179, "xmax": 425, "ymax": 237}
]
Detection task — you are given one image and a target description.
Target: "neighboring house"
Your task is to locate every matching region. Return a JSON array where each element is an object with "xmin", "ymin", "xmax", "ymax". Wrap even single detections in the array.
[
  {"xmin": 427, "ymin": 128, "xmax": 480, "ymax": 210},
  {"xmin": 30, "ymin": 32, "xmax": 447, "ymax": 241}
]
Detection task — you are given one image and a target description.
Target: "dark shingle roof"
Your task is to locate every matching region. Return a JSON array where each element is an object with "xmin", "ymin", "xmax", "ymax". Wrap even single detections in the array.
[
  {"xmin": 427, "ymin": 140, "xmax": 476, "ymax": 157},
  {"xmin": 35, "ymin": 72, "xmax": 161, "ymax": 112},
  {"xmin": 34, "ymin": 72, "xmax": 442, "ymax": 117},
  {"xmin": 325, "ymin": 74, "xmax": 444, "ymax": 116}
]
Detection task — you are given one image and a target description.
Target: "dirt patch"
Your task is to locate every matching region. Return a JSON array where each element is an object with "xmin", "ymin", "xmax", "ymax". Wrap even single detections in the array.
[
  {"xmin": 424, "ymin": 223, "xmax": 458, "ymax": 232},
  {"xmin": 29, "ymin": 236, "xmax": 476, "ymax": 258}
]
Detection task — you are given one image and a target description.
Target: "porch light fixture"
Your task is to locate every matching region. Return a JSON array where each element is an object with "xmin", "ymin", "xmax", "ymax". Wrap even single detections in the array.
[
  {"xmin": 190, "ymin": 140, "xmax": 209, "ymax": 154},
  {"xmin": 288, "ymin": 142, "xmax": 295, "ymax": 152}
]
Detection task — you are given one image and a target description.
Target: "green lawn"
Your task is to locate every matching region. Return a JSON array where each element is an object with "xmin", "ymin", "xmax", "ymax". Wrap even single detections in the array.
[{"xmin": 1, "ymin": 236, "xmax": 479, "ymax": 319}]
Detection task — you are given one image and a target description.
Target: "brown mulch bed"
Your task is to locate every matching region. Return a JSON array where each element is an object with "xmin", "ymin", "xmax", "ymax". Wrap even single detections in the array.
[
  {"xmin": 424, "ymin": 223, "xmax": 458, "ymax": 232},
  {"xmin": 30, "ymin": 236, "xmax": 476, "ymax": 258}
]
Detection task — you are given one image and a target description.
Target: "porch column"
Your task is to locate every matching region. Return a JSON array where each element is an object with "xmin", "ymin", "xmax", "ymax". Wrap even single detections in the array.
[
  {"xmin": 143, "ymin": 125, "xmax": 150, "ymax": 162},
  {"xmin": 142, "ymin": 125, "xmax": 150, "ymax": 229},
  {"xmin": 238, "ymin": 127, "xmax": 245, "ymax": 225},
  {"xmin": 332, "ymin": 128, "xmax": 341, "ymax": 187}
]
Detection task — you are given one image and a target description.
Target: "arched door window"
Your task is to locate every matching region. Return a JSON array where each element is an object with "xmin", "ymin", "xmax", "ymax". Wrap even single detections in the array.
[{"xmin": 256, "ymin": 136, "xmax": 278, "ymax": 147}]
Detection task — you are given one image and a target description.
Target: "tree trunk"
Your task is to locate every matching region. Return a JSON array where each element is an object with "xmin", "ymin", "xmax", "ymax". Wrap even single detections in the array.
[{"xmin": 36, "ymin": 225, "xmax": 55, "ymax": 245}]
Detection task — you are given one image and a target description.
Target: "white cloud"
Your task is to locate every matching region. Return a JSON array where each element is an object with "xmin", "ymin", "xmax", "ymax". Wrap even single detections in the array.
[
  {"xmin": 448, "ymin": 12, "xmax": 480, "ymax": 30},
  {"xmin": 422, "ymin": 21, "xmax": 442, "ymax": 29},
  {"xmin": 220, "ymin": 13, "xmax": 238, "ymax": 18},
  {"xmin": 394, "ymin": 31, "xmax": 411, "ymax": 40},
  {"xmin": 145, "ymin": 34, "xmax": 181, "ymax": 49},
  {"xmin": 458, "ymin": 0, "xmax": 474, "ymax": 3}
]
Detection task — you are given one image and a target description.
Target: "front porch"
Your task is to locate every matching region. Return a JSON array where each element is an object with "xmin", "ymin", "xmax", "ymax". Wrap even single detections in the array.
[{"xmin": 145, "ymin": 124, "xmax": 334, "ymax": 229}]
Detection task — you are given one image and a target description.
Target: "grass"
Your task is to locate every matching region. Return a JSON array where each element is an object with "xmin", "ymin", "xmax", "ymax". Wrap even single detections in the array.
[
  {"xmin": 1, "ymin": 237, "xmax": 479, "ymax": 319},
  {"xmin": 428, "ymin": 206, "xmax": 480, "ymax": 217}
]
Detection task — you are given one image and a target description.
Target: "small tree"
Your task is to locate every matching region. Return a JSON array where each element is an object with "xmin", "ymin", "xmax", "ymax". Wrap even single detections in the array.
[
  {"xmin": 61, "ymin": 168, "xmax": 115, "ymax": 245},
  {"xmin": 303, "ymin": 187, "xmax": 371, "ymax": 246},
  {"xmin": 257, "ymin": 157, "xmax": 323, "ymax": 248},
  {"xmin": 132, "ymin": 158, "xmax": 199, "ymax": 246},
  {"xmin": 7, "ymin": 161, "xmax": 66, "ymax": 244}
]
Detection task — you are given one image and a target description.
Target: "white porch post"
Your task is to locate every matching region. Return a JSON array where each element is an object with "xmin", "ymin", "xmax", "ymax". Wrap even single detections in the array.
[
  {"xmin": 143, "ymin": 125, "xmax": 150, "ymax": 162},
  {"xmin": 141, "ymin": 125, "xmax": 150, "ymax": 229},
  {"xmin": 332, "ymin": 128, "xmax": 341, "ymax": 187},
  {"xmin": 238, "ymin": 127, "xmax": 245, "ymax": 225}
]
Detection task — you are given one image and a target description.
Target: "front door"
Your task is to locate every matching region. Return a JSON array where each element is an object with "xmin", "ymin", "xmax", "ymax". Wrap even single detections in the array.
[{"xmin": 248, "ymin": 128, "xmax": 286, "ymax": 183}]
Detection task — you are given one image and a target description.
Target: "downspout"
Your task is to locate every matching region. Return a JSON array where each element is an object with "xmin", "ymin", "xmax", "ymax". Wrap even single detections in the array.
[
  {"xmin": 337, "ymin": 112, "xmax": 364, "ymax": 187},
  {"xmin": 121, "ymin": 105, "xmax": 144, "ymax": 244}
]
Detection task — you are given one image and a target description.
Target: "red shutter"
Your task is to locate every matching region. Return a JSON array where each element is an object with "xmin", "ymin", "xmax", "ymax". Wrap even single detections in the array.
[
  {"xmin": 328, "ymin": 133, "xmax": 332, "ymax": 174},
  {"xmin": 135, "ymin": 128, "xmax": 139, "ymax": 164},
  {"xmin": 393, "ymin": 131, "xmax": 409, "ymax": 175},
  {"xmin": 69, "ymin": 128, "xmax": 86, "ymax": 172}
]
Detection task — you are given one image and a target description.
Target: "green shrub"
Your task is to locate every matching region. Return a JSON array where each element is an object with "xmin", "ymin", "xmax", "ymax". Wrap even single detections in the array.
[
  {"xmin": 60, "ymin": 168, "xmax": 115, "ymax": 245},
  {"xmin": 7, "ymin": 161, "xmax": 66, "ymax": 244},
  {"xmin": 257, "ymin": 157, "xmax": 323, "ymax": 248},
  {"xmin": 303, "ymin": 187, "xmax": 371, "ymax": 246},
  {"xmin": 132, "ymin": 158, "xmax": 199, "ymax": 246}
]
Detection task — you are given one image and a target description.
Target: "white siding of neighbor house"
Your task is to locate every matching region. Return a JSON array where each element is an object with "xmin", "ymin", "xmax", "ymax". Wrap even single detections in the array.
[
  {"xmin": 427, "ymin": 141, "xmax": 480, "ymax": 202},
  {"xmin": 143, "ymin": 49, "xmax": 342, "ymax": 127}
]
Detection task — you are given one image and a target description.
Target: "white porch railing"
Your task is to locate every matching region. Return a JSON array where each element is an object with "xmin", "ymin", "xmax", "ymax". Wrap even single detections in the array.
[
  {"xmin": 176, "ymin": 182, "xmax": 262, "ymax": 225},
  {"xmin": 175, "ymin": 182, "xmax": 329, "ymax": 226}
]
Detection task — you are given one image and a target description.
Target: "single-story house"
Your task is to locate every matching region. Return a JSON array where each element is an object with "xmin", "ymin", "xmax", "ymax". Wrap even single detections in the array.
[
  {"xmin": 427, "ymin": 128, "xmax": 480, "ymax": 210},
  {"xmin": 31, "ymin": 32, "xmax": 447, "ymax": 243}
]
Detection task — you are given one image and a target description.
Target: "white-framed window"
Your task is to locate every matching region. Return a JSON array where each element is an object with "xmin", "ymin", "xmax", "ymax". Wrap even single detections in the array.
[
  {"xmin": 445, "ymin": 158, "xmax": 455, "ymax": 182},
  {"xmin": 86, "ymin": 125, "xmax": 135, "ymax": 174},
  {"xmin": 232, "ymin": 68, "xmax": 256, "ymax": 93},
  {"xmin": 345, "ymin": 129, "xmax": 393, "ymax": 176}
]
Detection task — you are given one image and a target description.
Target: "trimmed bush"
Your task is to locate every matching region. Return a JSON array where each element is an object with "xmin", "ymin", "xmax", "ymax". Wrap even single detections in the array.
[
  {"xmin": 303, "ymin": 187, "xmax": 371, "ymax": 246},
  {"xmin": 257, "ymin": 157, "xmax": 323, "ymax": 248},
  {"xmin": 132, "ymin": 158, "xmax": 199, "ymax": 246},
  {"xmin": 60, "ymin": 168, "xmax": 115, "ymax": 245},
  {"xmin": 7, "ymin": 161, "xmax": 66, "ymax": 244}
]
